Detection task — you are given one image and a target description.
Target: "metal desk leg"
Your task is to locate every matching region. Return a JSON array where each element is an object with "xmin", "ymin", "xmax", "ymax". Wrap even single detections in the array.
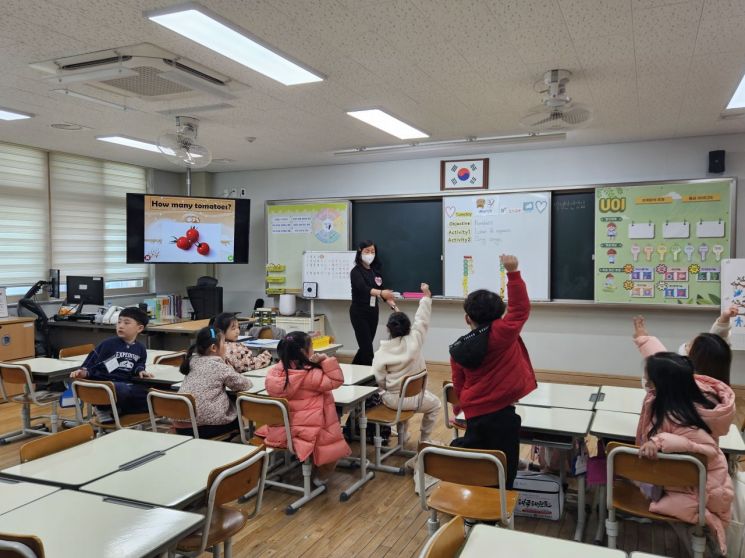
[
  {"xmin": 594, "ymin": 484, "xmax": 607, "ymax": 544},
  {"xmin": 574, "ymin": 473, "xmax": 586, "ymax": 541},
  {"xmin": 340, "ymin": 402, "xmax": 374, "ymax": 501}
]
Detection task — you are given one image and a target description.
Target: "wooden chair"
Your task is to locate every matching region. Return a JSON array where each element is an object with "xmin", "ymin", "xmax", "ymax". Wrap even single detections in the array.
[
  {"xmin": 442, "ymin": 382, "xmax": 465, "ymax": 440},
  {"xmin": 417, "ymin": 443, "xmax": 519, "ymax": 535},
  {"xmin": 57, "ymin": 344, "xmax": 94, "ymax": 359},
  {"xmin": 147, "ymin": 389, "xmax": 199, "ymax": 436},
  {"xmin": 71, "ymin": 380, "xmax": 149, "ymax": 432},
  {"xmin": 366, "ymin": 369, "xmax": 428, "ymax": 474},
  {"xmin": 153, "ymin": 352, "xmax": 186, "ymax": 366},
  {"xmin": 0, "ymin": 533, "xmax": 44, "ymax": 558},
  {"xmin": 0, "ymin": 363, "xmax": 60, "ymax": 444},
  {"xmin": 605, "ymin": 441, "xmax": 707, "ymax": 558},
  {"xmin": 174, "ymin": 449, "xmax": 268, "ymax": 558},
  {"xmin": 417, "ymin": 515, "xmax": 465, "ymax": 558},
  {"xmin": 19, "ymin": 424, "xmax": 94, "ymax": 463},
  {"xmin": 258, "ymin": 328, "xmax": 274, "ymax": 340},
  {"xmin": 236, "ymin": 393, "xmax": 324, "ymax": 515}
]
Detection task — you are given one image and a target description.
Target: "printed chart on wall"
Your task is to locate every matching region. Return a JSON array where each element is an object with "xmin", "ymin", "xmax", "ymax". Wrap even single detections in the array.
[
  {"xmin": 722, "ymin": 259, "xmax": 745, "ymax": 350},
  {"xmin": 443, "ymin": 192, "xmax": 551, "ymax": 300},
  {"xmin": 266, "ymin": 201, "xmax": 350, "ymax": 294},
  {"xmin": 594, "ymin": 180, "xmax": 734, "ymax": 306}
]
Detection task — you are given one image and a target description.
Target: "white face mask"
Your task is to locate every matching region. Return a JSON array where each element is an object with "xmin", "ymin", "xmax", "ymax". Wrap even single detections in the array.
[
  {"xmin": 361, "ymin": 253, "xmax": 375, "ymax": 265},
  {"xmin": 677, "ymin": 342, "xmax": 688, "ymax": 356}
]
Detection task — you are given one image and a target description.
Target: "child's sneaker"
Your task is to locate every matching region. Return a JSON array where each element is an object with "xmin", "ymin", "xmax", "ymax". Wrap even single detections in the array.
[{"xmin": 94, "ymin": 407, "xmax": 114, "ymax": 424}]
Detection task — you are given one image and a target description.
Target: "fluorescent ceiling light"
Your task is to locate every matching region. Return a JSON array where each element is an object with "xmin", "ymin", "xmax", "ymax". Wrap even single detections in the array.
[
  {"xmin": 145, "ymin": 3, "xmax": 324, "ymax": 86},
  {"xmin": 46, "ymin": 66, "xmax": 139, "ymax": 85},
  {"xmin": 346, "ymin": 109, "xmax": 429, "ymax": 140},
  {"xmin": 0, "ymin": 107, "xmax": 33, "ymax": 120},
  {"xmin": 726, "ymin": 71, "xmax": 745, "ymax": 110},
  {"xmin": 52, "ymin": 89, "xmax": 128, "ymax": 111},
  {"xmin": 97, "ymin": 135, "xmax": 167, "ymax": 154}
]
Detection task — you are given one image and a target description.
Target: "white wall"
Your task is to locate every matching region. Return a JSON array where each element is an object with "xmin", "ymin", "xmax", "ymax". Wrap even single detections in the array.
[{"xmin": 213, "ymin": 134, "xmax": 745, "ymax": 383}]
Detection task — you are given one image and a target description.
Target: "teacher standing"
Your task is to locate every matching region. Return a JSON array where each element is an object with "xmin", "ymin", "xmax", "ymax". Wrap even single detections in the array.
[{"xmin": 349, "ymin": 240, "xmax": 397, "ymax": 365}]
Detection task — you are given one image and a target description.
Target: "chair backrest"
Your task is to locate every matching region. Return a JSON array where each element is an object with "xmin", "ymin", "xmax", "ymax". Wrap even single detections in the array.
[
  {"xmin": 419, "ymin": 515, "xmax": 465, "ymax": 558},
  {"xmin": 153, "ymin": 352, "xmax": 186, "ymax": 366},
  {"xmin": 0, "ymin": 364, "xmax": 33, "ymax": 388},
  {"xmin": 187, "ymin": 286, "xmax": 223, "ymax": 320},
  {"xmin": 71, "ymin": 379, "xmax": 122, "ymax": 428},
  {"xmin": 196, "ymin": 275, "xmax": 218, "ymax": 287},
  {"xmin": 147, "ymin": 389, "xmax": 198, "ymax": 437},
  {"xmin": 58, "ymin": 344, "xmax": 94, "ymax": 359},
  {"xmin": 403, "ymin": 370, "xmax": 427, "ymax": 399},
  {"xmin": 236, "ymin": 394, "xmax": 293, "ymax": 453},
  {"xmin": 258, "ymin": 328, "xmax": 274, "ymax": 339},
  {"xmin": 19, "ymin": 424, "xmax": 94, "ymax": 463},
  {"xmin": 442, "ymin": 382, "xmax": 459, "ymax": 405},
  {"xmin": 0, "ymin": 533, "xmax": 44, "ymax": 557}
]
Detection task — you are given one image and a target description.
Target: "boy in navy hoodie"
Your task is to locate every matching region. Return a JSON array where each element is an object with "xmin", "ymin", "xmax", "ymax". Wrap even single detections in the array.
[
  {"xmin": 70, "ymin": 307, "xmax": 153, "ymax": 423},
  {"xmin": 448, "ymin": 254, "xmax": 536, "ymax": 488}
]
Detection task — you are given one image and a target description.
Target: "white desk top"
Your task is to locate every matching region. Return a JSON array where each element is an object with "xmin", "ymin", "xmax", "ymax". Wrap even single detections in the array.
[
  {"xmin": 595, "ymin": 385, "xmax": 646, "ymax": 414},
  {"xmin": 0, "ymin": 478, "xmax": 58, "ymax": 515},
  {"xmin": 7, "ymin": 357, "xmax": 78, "ymax": 376},
  {"xmin": 629, "ymin": 553, "xmax": 668, "ymax": 557},
  {"xmin": 0, "ymin": 430, "xmax": 190, "ymax": 487},
  {"xmin": 81, "ymin": 440, "xmax": 262, "ymax": 508},
  {"xmin": 519, "ymin": 382, "xmax": 599, "ymax": 411},
  {"xmin": 339, "ymin": 363, "xmax": 375, "ymax": 386},
  {"xmin": 590, "ymin": 410, "xmax": 638, "ymax": 441},
  {"xmin": 243, "ymin": 364, "xmax": 273, "ymax": 378},
  {"xmin": 332, "ymin": 385, "xmax": 379, "ymax": 406},
  {"xmin": 515, "ymin": 405, "xmax": 594, "ymax": 437},
  {"xmin": 143, "ymin": 364, "xmax": 184, "ymax": 384},
  {"xmin": 0, "ymin": 490, "xmax": 203, "ymax": 558},
  {"xmin": 719, "ymin": 424, "xmax": 745, "ymax": 454},
  {"xmin": 245, "ymin": 376, "xmax": 266, "ymax": 393},
  {"xmin": 460, "ymin": 524, "xmax": 626, "ymax": 557},
  {"xmin": 61, "ymin": 350, "xmax": 182, "ymax": 366},
  {"xmin": 242, "ymin": 340, "xmax": 343, "ymax": 353}
]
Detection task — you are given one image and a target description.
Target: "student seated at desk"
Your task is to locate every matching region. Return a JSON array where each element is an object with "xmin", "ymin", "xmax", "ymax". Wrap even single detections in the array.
[
  {"xmin": 258, "ymin": 331, "xmax": 351, "ymax": 485},
  {"xmin": 210, "ymin": 312, "xmax": 271, "ymax": 372},
  {"xmin": 70, "ymin": 307, "xmax": 153, "ymax": 423},
  {"xmin": 175, "ymin": 326, "xmax": 253, "ymax": 438}
]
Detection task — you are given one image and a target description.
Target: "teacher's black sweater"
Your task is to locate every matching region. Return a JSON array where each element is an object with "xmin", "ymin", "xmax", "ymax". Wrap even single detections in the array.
[{"xmin": 350, "ymin": 265, "xmax": 384, "ymax": 307}]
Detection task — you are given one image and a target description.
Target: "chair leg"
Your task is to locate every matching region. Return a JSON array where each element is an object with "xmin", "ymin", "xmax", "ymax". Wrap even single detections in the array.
[
  {"xmin": 691, "ymin": 527, "xmax": 706, "ymax": 558},
  {"xmin": 369, "ymin": 423, "xmax": 407, "ymax": 475},
  {"xmin": 605, "ymin": 509, "xmax": 618, "ymax": 549},
  {"xmin": 285, "ymin": 459, "xmax": 325, "ymax": 515},
  {"xmin": 426, "ymin": 509, "xmax": 440, "ymax": 536},
  {"xmin": 212, "ymin": 544, "xmax": 220, "ymax": 558},
  {"xmin": 50, "ymin": 402, "xmax": 59, "ymax": 433},
  {"xmin": 224, "ymin": 538, "xmax": 232, "ymax": 558}
]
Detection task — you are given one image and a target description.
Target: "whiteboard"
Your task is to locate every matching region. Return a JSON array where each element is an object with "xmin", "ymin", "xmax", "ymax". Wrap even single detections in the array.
[
  {"xmin": 302, "ymin": 251, "xmax": 357, "ymax": 300},
  {"xmin": 443, "ymin": 192, "xmax": 551, "ymax": 300}
]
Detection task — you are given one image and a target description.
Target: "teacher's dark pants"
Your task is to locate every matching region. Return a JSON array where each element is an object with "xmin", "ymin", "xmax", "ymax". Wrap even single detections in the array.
[{"xmin": 349, "ymin": 304, "xmax": 379, "ymax": 365}]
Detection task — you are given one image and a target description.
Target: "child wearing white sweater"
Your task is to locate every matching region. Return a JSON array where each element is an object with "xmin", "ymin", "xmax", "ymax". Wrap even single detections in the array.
[{"xmin": 372, "ymin": 283, "xmax": 441, "ymax": 443}]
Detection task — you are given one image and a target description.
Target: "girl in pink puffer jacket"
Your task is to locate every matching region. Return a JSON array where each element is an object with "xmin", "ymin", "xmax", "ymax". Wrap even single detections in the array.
[
  {"xmin": 636, "ymin": 352, "xmax": 735, "ymax": 555},
  {"xmin": 259, "ymin": 332, "xmax": 351, "ymax": 483}
]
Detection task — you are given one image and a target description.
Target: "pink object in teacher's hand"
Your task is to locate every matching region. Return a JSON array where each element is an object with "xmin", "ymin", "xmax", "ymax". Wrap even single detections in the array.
[{"xmin": 402, "ymin": 292, "xmax": 424, "ymax": 299}]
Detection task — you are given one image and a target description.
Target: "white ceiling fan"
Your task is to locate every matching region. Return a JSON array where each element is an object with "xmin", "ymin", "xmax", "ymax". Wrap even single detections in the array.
[
  {"xmin": 157, "ymin": 116, "xmax": 212, "ymax": 195},
  {"xmin": 520, "ymin": 69, "xmax": 593, "ymax": 132}
]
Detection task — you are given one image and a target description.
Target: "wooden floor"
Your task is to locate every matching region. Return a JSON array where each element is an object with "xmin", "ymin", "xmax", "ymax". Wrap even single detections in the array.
[{"xmin": 1, "ymin": 369, "xmax": 741, "ymax": 558}]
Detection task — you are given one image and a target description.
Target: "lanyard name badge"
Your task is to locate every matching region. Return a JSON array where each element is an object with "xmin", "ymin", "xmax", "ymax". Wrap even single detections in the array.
[{"xmin": 103, "ymin": 356, "xmax": 120, "ymax": 373}]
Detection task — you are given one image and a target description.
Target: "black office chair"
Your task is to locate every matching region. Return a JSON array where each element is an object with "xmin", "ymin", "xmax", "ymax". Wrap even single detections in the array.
[
  {"xmin": 187, "ymin": 285, "xmax": 223, "ymax": 320},
  {"xmin": 196, "ymin": 276, "xmax": 219, "ymax": 287}
]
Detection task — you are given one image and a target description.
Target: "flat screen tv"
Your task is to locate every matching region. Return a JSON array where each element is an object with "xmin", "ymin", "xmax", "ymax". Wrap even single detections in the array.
[{"xmin": 127, "ymin": 194, "xmax": 250, "ymax": 264}]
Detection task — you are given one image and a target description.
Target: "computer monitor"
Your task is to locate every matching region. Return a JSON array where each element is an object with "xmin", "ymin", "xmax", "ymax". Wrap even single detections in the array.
[{"xmin": 66, "ymin": 276, "xmax": 105, "ymax": 307}]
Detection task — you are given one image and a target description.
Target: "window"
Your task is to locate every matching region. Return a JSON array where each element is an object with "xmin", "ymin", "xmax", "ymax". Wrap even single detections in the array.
[
  {"xmin": 0, "ymin": 143, "xmax": 49, "ymax": 287},
  {"xmin": 49, "ymin": 153, "xmax": 148, "ymax": 285}
]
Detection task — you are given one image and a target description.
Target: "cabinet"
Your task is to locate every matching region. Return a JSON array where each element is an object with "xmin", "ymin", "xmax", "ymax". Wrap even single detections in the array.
[
  {"xmin": 0, "ymin": 316, "xmax": 35, "ymax": 400},
  {"xmin": 275, "ymin": 315, "xmax": 325, "ymax": 336}
]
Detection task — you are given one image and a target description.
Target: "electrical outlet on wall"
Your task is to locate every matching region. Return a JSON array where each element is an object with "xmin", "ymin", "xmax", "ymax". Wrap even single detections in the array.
[{"xmin": 240, "ymin": 188, "xmax": 247, "ymax": 198}]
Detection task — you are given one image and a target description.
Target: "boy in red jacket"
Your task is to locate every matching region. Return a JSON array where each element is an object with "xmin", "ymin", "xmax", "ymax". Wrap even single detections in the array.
[{"xmin": 449, "ymin": 254, "xmax": 536, "ymax": 488}]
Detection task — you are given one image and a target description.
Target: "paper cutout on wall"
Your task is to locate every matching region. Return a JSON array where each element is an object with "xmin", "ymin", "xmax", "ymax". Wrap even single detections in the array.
[
  {"xmin": 628, "ymin": 222, "xmax": 655, "ymax": 239},
  {"xmin": 697, "ymin": 220, "xmax": 725, "ymax": 238},
  {"xmin": 663, "ymin": 221, "xmax": 689, "ymax": 239}
]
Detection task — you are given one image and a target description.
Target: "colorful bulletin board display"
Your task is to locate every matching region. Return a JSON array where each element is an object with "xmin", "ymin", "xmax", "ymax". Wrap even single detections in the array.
[
  {"xmin": 266, "ymin": 201, "xmax": 350, "ymax": 293},
  {"xmin": 594, "ymin": 179, "xmax": 735, "ymax": 306},
  {"xmin": 722, "ymin": 259, "xmax": 745, "ymax": 350},
  {"xmin": 302, "ymin": 251, "xmax": 357, "ymax": 300},
  {"xmin": 442, "ymin": 192, "xmax": 551, "ymax": 300}
]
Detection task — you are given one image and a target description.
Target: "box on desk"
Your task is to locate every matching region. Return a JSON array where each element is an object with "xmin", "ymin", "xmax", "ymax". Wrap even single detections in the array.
[
  {"xmin": 513, "ymin": 471, "xmax": 563, "ymax": 520},
  {"xmin": 311, "ymin": 335, "xmax": 331, "ymax": 349}
]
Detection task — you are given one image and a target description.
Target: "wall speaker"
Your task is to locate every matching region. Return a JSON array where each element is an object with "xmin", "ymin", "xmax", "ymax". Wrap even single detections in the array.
[
  {"xmin": 303, "ymin": 282, "xmax": 318, "ymax": 298},
  {"xmin": 708, "ymin": 150, "xmax": 725, "ymax": 173}
]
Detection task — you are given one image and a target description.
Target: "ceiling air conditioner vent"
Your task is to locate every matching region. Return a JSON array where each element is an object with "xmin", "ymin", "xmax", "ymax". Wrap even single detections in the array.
[{"xmin": 103, "ymin": 66, "xmax": 191, "ymax": 97}]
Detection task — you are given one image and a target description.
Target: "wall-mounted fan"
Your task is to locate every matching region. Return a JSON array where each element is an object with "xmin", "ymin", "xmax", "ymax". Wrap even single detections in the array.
[
  {"xmin": 520, "ymin": 69, "xmax": 592, "ymax": 132},
  {"xmin": 157, "ymin": 116, "xmax": 212, "ymax": 195}
]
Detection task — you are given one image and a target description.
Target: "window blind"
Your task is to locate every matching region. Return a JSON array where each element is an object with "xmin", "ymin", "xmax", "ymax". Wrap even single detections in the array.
[
  {"xmin": 0, "ymin": 142, "xmax": 49, "ymax": 286},
  {"xmin": 50, "ymin": 153, "xmax": 148, "ymax": 282}
]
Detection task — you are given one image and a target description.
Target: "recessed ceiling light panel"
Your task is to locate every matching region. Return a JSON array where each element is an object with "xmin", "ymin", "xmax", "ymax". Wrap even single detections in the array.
[
  {"xmin": 96, "ymin": 135, "xmax": 164, "ymax": 153},
  {"xmin": 346, "ymin": 109, "xmax": 428, "ymax": 140},
  {"xmin": 0, "ymin": 107, "xmax": 34, "ymax": 120},
  {"xmin": 726, "ymin": 71, "xmax": 745, "ymax": 110}
]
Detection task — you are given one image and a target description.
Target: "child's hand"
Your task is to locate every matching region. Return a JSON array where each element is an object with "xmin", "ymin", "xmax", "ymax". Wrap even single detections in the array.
[
  {"xmin": 639, "ymin": 441, "xmax": 658, "ymax": 460},
  {"xmin": 500, "ymin": 254, "xmax": 518, "ymax": 272},
  {"xmin": 309, "ymin": 353, "xmax": 327, "ymax": 363},
  {"xmin": 632, "ymin": 315, "xmax": 648, "ymax": 339},
  {"xmin": 70, "ymin": 368, "xmax": 88, "ymax": 379},
  {"xmin": 421, "ymin": 283, "xmax": 431, "ymax": 298},
  {"xmin": 719, "ymin": 305, "xmax": 739, "ymax": 323},
  {"xmin": 138, "ymin": 370, "xmax": 154, "ymax": 379}
]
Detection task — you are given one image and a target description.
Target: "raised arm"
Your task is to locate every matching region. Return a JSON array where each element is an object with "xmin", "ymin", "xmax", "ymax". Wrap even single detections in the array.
[
  {"xmin": 632, "ymin": 315, "xmax": 667, "ymax": 357},
  {"xmin": 490, "ymin": 255, "xmax": 530, "ymax": 345}
]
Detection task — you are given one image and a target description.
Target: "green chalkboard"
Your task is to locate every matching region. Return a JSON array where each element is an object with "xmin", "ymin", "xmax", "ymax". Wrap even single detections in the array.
[
  {"xmin": 551, "ymin": 190, "xmax": 595, "ymax": 299},
  {"xmin": 352, "ymin": 199, "xmax": 443, "ymax": 295}
]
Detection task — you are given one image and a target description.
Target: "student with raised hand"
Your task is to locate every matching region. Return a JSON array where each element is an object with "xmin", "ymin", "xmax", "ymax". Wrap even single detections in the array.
[
  {"xmin": 632, "ymin": 306, "xmax": 736, "ymax": 385},
  {"xmin": 448, "ymin": 254, "xmax": 536, "ymax": 488},
  {"xmin": 176, "ymin": 326, "xmax": 253, "ymax": 438},
  {"xmin": 210, "ymin": 312, "xmax": 272, "ymax": 372},
  {"xmin": 259, "ymin": 331, "xmax": 351, "ymax": 485},
  {"xmin": 70, "ymin": 307, "xmax": 153, "ymax": 423},
  {"xmin": 372, "ymin": 282, "xmax": 441, "ymax": 445},
  {"xmin": 636, "ymin": 352, "xmax": 734, "ymax": 556}
]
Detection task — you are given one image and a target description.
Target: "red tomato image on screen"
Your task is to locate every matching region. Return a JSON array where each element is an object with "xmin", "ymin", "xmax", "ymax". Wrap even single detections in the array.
[
  {"xmin": 197, "ymin": 242, "xmax": 210, "ymax": 256},
  {"xmin": 171, "ymin": 236, "xmax": 193, "ymax": 250},
  {"xmin": 185, "ymin": 226, "xmax": 199, "ymax": 244}
]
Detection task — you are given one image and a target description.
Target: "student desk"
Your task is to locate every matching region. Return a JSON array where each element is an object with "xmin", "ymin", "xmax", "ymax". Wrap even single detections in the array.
[
  {"xmin": 3, "ymin": 357, "xmax": 79, "ymax": 384},
  {"xmin": 0, "ymin": 490, "xmax": 202, "ymax": 558},
  {"xmin": 519, "ymin": 382, "xmax": 600, "ymax": 411},
  {"xmin": 169, "ymin": 375, "xmax": 267, "ymax": 394},
  {"xmin": 60, "ymin": 349, "xmax": 184, "ymax": 367},
  {"xmin": 332, "ymin": 385, "xmax": 378, "ymax": 502},
  {"xmin": 594, "ymin": 385, "xmax": 646, "ymax": 414},
  {"xmin": 458, "ymin": 524, "xmax": 627, "ymax": 558},
  {"xmin": 0, "ymin": 430, "xmax": 189, "ymax": 488},
  {"xmin": 339, "ymin": 363, "xmax": 375, "ymax": 386},
  {"xmin": 0, "ymin": 478, "xmax": 58, "ymax": 515},
  {"xmin": 241, "ymin": 364, "xmax": 273, "ymax": 378},
  {"xmin": 48, "ymin": 318, "xmax": 191, "ymax": 351},
  {"xmin": 81, "ymin": 439, "xmax": 263, "ymax": 508},
  {"xmin": 241, "ymin": 339, "xmax": 343, "ymax": 358}
]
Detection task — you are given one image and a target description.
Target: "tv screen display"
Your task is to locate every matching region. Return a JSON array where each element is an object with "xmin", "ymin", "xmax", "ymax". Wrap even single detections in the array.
[{"xmin": 127, "ymin": 194, "xmax": 250, "ymax": 264}]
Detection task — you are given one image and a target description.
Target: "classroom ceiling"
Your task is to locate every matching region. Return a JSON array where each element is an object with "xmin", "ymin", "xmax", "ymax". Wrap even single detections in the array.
[{"xmin": 0, "ymin": 0, "xmax": 744, "ymax": 172}]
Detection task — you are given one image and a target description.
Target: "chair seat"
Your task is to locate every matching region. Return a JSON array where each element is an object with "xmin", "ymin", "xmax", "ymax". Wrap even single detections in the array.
[
  {"xmin": 448, "ymin": 417, "xmax": 466, "ymax": 429},
  {"xmin": 177, "ymin": 506, "xmax": 249, "ymax": 551},
  {"xmin": 12, "ymin": 391, "xmax": 59, "ymax": 404},
  {"xmin": 427, "ymin": 481, "xmax": 519, "ymax": 521},
  {"xmin": 91, "ymin": 413, "xmax": 150, "ymax": 430},
  {"xmin": 366, "ymin": 405, "xmax": 415, "ymax": 425},
  {"xmin": 612, "ymin": 480, "xmax": 682, "ymax": 523}
]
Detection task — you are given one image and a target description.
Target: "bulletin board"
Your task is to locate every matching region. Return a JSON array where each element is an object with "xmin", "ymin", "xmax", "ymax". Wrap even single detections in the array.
[
  {"xmin": 302, "ymin": 251, "xmax": 357, "ymax": 300},
  {"xmin": 594, "ymin": 179, "xmax": 735, "ymax": 306}
]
